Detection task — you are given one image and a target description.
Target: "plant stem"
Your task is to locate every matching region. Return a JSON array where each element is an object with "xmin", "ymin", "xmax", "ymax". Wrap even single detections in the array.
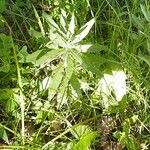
[{"xmin": 3, "ymin": 19, "xmax": 25, "ymax": 145}]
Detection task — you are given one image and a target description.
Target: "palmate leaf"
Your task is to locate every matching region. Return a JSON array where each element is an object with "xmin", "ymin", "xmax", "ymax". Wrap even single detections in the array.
[
  {"xmin": 71, "ymin": 18, "xmax": 95, "ymax": 44},
  {"xmin": 48, "ymin": 63, "xmax": 64, "ymax": 101}
]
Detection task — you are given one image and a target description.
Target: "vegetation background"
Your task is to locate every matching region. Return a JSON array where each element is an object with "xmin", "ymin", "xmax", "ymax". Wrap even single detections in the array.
[{"xmin": 0, "ymin": 0, "xmax": 150, "ymax": 149}]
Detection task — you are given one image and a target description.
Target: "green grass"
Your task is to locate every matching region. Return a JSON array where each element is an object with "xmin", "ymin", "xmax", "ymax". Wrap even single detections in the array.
[{"xmin": 0, "ymin": 0, "xmax": 150, "ymax": 149}]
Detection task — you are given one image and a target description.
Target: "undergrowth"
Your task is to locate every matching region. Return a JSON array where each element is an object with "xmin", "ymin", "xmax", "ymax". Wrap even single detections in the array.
[{"xmin": 0, "ymin": 0, "xmax": 150, "ymax": 150}]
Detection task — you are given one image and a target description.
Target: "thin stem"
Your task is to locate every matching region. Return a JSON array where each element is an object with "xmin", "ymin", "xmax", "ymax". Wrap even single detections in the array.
[{"xmin": 3, "ymin": 19, "xmax": 25, "ymax": 145}]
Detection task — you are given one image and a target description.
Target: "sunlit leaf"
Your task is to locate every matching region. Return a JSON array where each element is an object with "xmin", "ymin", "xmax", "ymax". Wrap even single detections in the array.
[
  {"xmin": 39, "ymin": 76, "xmax": 51, "ymax": 91},
  {"xmin": 23, "ymin": 50, "xmax": 41, "ymax": 63},
  {"xmin": 35, "ymin": 49, "xmax": 64, "ymax": 66},
  {"xmin": 98, "ymin": 70, "xmax": 127, "ymax": 109},
  {"xmin": 71, "ymin": 125, "xmax": 91, "ymax": 139},
  {"xmin": 23, "ymin": 49, "xmax": 64, "ymax": 65},
  {"xmin": 67, "ymin": 12, "xmax": 75, "ymax": 38},
  {"xmin": 43, "ymin": 12, "xmax": 60, "ymax": 30},
  {"xmin": 71, "ymin": 18, "xmax": 95, "ymax": 44},
  {"xmin": 36, "ymin": 110, "xmax": 48, "ymax": 124},
  {"xmin": 60, "ymin": 9, "xmax": 67, "ymax": 33},
  {"xmin": 48, "ymin": 63, "xmax": 64, "ymax": 101},
  {"xmin": 57, "ymin": 57, "xmax": 74, "ymax": 108},
  {"xmin": 70, "ymin": 73, "xmax": 81, "ymax": 97},
  {"xmin": 43, "ymin": 12, "xmax": 66, "ymax": 37},
  {"xmin": 73, "ymin": 44, "xmax": 108, "ymax": 53},
  {"xmin": 72, "ymin": 130, "xmax": 98, "ymax": 150}
]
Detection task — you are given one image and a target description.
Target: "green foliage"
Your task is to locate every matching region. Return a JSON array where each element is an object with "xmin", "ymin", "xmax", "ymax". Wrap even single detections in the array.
[
  {"xmin": 114, "ymin": 116, "xmax": 139, "ymax": 150},
  {"xmin": 0, "ymin": 0, "xmax": 150, "ymax": 149},
  {"xmin": 0, "ymin": 0, "xmax": 6, "ymax": 13},
  {"xmin": 0, "ymin": 128, "xmax": 8, "ymax": 144},
  {"xmin": 0, "ymin": 34, "xmax": 12, "ymax": 73}
]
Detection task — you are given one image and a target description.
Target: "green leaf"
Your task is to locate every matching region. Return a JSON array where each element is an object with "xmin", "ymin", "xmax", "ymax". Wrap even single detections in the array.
[
  {"xmin": 43, "ymin": 12, "xmax": 60, "ymax": 30},
  {"xmin": 43, "ymin": 12, "xmax": 66, "ymax": 38},
  {"xmin": 60, "ymin": 9, "xmax": 67, "ymax": 33},
  {"xmin": 71, "ymin": 125, "xmax": 92, "ymax": 139},
  {"xmin": 18, "ymin": 46, "xmax": 28, "ymax": 62},
  {"xmin": 109, "ymin": 96, "xmax": 128, "ymax": 113},
  {"xmin": 114, "ymin": 131, "xmax": 138, "ymax": 150},
  {"xmin": 23, "ymin": 50, "xmax": 41, "ymax": 63},
  {"xmin": 0, "ymin": 128, "xmax": 9, "ymax": 144},
  {"xmin": 0, "ymin": 59, "xmax": 10, "ymax": 73},
  {"xmin": 0, "ymin": 0, "xmax": 6, "ymax": 13},
  {"xmin": 131, "ymin": 14, "xmax": 144, "ymax": 30},
  {"xmin": 0, "ymin": 34, "xmax": 12, "ymax": 54},
  {"xmin": 70, "ymin": 73, "xmax": 81, "ymax": 97},
  {"xmin": 73, "ymin": 44, "xmax": 108, "ymax": 53},
  {"xmin": 5, "ymin": 98, "xmax": 17, "ymax": 113},
  {"xmin": 36, "ymin": 110, "xmax": 48, "ymax": 124},
  {"xmin": 48, "ymin": 63, "xmax": 64, "ymax": 101},
  {"xmin": 0, "ymin": 89, "xmax": 14, "ymax": 105},
  {"xmin": 126, "ymin": 136, "xmax": 138, "ymax": 150},
  {"xmin": 29, "ymin": 27, "xmax": 43, "ymax": 39},
  {"xmin": 57, "ymin": 57, "xmax": 74, "ymax": 108},
  {"xmin": 71, "ymin": 18, "xmax": 95, "ymax": 44},
  {"xmin": 23, "ymin": 49, "xmax": 64, "ymax": 65},
  {"xmin": 72, "ymin": 131, "xmax": 98, "ymax": 150},
  {"xmin": 67, "ymin": 12, "xmax": 75, "ymax": 38},
  {"xmin": 81, "ymin": 53, "xmax": 106, "ymax": 75},
  {"xmin": 33, "ymin": 6, "xmax": 45, "ymax": 36},
  {"xmin": 35, "ymin": 49, "xmax": 64, "ymax": 66},
  {"xmin": 138, "ymin": 54, "xmax": 150, "ymax": 66},
  {"xmin": 140, "ymin": 4, "xmax": 150, "ymax": 22}
]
